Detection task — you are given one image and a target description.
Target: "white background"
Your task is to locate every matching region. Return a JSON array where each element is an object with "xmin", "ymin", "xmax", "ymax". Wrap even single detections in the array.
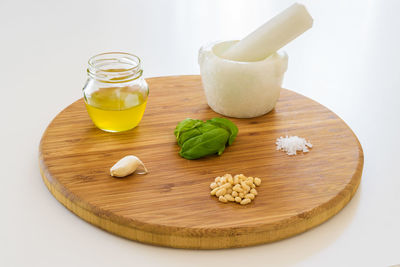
[{"xmin": 1, "ymin": 0, "xmax": 399, "ymax": 266}]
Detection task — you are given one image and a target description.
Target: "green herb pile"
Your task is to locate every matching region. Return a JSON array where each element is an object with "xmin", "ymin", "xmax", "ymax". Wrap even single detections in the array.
[{"xmin": 174, "ymin": 118, "xmax": 238, "ymax": 160}]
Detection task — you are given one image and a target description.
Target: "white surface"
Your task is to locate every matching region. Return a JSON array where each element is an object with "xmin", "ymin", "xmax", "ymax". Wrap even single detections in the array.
[{"xmin": 0, "ymin": 0, "xmax": 399, "ymax": 266}]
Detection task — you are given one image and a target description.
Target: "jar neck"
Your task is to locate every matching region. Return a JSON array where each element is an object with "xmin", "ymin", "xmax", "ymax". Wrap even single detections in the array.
[{"xmin": 87, "ymin": 52, "xmax": 143, "ymax": 83}]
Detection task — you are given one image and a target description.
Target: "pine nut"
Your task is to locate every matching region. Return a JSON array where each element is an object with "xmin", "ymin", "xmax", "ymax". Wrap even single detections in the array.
[
  {"xmin": 250, "ymin": 188, "xmax": 258, "ymax": 195},
  {"xmin": 233, "ymin": 175, "xmax": 239, "ymax": 185},
  {"xmin": 210, "ymin": 187, "xmax": 219, "ymax": 196},
  {"xmin": 221, "ymin": 183, "xmax": 232, "ymax": 189},
  {"xmin": 245, "ymin": 193, "xmax": 255, "ymax": 200},
  {"xmin": 219, "ymin": 196, "xmax": 228, "ymax": 203},
  {"xmin": 224, "ymin": 194, "xmax": 235, "ymax": 202},
  {"xmin": 210, "ymin": 182, "xmax": 218, "ymax": 189},
  {"xmin": 216, "ymin": 188, "xmax": 226, "ymax": 197},
  {"xmin": 240, "ymin": 198, "xmax": 251, "ymax": 205}
]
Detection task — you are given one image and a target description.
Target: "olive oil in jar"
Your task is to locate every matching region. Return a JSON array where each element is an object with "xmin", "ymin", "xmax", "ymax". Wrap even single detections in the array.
[
  {"xmin": 82, "ymin": 52, "xmax": 149, "ymax": 132},
  {"xmin": 85, "ymin": 87, "xmax": 147, "ymax": 132}
]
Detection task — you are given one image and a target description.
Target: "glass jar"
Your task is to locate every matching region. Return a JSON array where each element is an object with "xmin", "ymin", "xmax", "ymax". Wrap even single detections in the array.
[{"xmin": 83, "ymin": 52, "xmax": 149, "ymax": 132}]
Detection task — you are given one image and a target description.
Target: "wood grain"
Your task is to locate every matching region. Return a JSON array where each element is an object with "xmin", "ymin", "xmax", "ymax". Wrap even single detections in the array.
[{"xmin": 39, "ymin": 75, "xmax": 363, "ymax": 249}]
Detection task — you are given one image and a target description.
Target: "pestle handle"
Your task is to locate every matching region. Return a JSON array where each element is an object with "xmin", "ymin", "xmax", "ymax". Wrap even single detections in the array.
[{"xmin": 221, "ymin": 3, "xmax": 313, "ymax": 62}]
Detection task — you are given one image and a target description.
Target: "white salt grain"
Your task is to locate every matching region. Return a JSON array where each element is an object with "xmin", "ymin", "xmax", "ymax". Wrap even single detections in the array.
[{"xmin": 276, "ymin": 136, "xmax": 312, "ymax": 155}]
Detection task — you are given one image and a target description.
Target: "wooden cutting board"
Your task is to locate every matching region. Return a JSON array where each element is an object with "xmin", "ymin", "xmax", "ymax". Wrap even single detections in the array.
[{"xmin": 39, "ymin": 75, "xmax": 363, "ymax": 249}]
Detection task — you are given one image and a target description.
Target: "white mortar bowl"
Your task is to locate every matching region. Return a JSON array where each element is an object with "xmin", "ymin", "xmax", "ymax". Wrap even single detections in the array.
[{"xmin": 198, "ymin": 40, "xmax": 288, "ymax": 118}]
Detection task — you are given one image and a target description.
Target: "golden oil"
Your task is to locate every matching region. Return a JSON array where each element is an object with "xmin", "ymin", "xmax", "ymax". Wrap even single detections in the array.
[
  {"xmin": 84, "ymin": 87, "xmax": 148, "ymax": 132},
  {"xmin": 83, "ymin": 53, "xmax": 149, "ymax": 132}
]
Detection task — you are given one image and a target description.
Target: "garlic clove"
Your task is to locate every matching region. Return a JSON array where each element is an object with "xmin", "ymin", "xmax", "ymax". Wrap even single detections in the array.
[{"xmin": 110, "ymin": 155, "xmax": 148, "ymax": 177}]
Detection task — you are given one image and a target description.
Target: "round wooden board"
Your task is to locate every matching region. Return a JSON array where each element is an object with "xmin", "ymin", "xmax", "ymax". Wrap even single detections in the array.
[{"xmin": 39, "ymin": 75, "xmax": 363, "ymax": 249}]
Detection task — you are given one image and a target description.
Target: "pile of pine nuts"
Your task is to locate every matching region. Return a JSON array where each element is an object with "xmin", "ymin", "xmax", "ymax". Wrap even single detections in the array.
[{"xmin": 210, "ymin": 174, "xmax": 261, "ymax": 205}]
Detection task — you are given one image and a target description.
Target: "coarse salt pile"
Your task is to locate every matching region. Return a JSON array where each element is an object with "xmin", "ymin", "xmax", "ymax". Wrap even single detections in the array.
[{"xmin": 276, "ymin": 136, "xmax": 312, "ymax": 155}]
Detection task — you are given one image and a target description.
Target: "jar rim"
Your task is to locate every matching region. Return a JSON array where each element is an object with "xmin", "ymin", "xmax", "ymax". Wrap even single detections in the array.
[{"xmin": 87, "ymin": 52, "xmax": 143, "ymax": 83}]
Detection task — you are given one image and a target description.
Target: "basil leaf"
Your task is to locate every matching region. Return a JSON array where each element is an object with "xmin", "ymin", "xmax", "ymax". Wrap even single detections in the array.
[
  {"xmin": 174, "ymin": 117, "xmax": 238, "ymax": 160},
  {"xmin": 179, "ymin": 122, "xmax": 226, "ymax": 147},
  {"xmin": 179, "ymin": 128, "xmax": 230, "ymax": 160},
  {"xmin": 198, "ymin": 122, "xmax": 220, "ymax": 133},
  {"xmin": 207, "ymin": 117, "xmax": 238, "ymax": 145},
  {"xmin": 177, "ymin": 128, "xmax": 202, "ymax": 147},
  {"xmin": 174, "ymin": 118, "xmax": 203, "ymax": 140}
]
